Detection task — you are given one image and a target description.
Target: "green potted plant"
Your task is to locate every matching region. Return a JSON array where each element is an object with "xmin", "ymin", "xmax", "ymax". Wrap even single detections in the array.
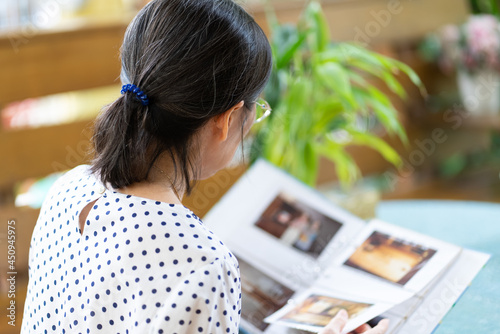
[{"xmin": 250, "ymin": 1, "xmax": 425, "ymax": 189}]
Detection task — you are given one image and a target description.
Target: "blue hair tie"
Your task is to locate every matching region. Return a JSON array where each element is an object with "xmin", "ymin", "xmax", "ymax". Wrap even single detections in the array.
[{"xmin": 121, "ymin": 84, "xmax": 149, "ymax": 106}]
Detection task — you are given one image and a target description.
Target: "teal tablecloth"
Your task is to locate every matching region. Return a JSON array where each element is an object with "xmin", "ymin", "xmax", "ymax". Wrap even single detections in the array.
[{"xmin": 377, "ymin": 200, "xmax": 500, "ymax": 334}]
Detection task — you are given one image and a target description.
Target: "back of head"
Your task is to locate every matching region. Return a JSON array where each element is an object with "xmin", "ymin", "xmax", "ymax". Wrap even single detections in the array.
[{"xmin": 91, "ymin": 0, "xmax": 272, "ymax": 193}]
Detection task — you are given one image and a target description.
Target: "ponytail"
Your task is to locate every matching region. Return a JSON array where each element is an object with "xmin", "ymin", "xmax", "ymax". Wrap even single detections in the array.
[{"xmin": 91, "ymin": 95, "xmax": 151, "ymax": 189}]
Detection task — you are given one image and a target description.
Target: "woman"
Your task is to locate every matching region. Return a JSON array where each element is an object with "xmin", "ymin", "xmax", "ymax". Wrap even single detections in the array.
[{"xmin": 21, "ymin": 1, "xmax": 388, "ymax": 333}]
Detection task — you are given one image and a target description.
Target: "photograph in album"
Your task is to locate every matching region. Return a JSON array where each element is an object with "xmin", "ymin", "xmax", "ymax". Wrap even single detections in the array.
[
  {"xmin": 254, "ymin": 193, "xmax": 342, "ymax": 258},
  {"xmin": 276, "ymin": 294, "xmax": 372, "ymax": 327},
  {"xmin": 238, "ymin": 257, "xmax": 295, "ymax": 331},
  {"xmin": 344, "ymin": 231, "xmax": 437, "ymax": 285}
]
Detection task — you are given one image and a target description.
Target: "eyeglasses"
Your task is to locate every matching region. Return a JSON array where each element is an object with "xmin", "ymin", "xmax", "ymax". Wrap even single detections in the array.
[{"xmin": 253, "ymin": 99, "xmax": 272, "ymax": 124}]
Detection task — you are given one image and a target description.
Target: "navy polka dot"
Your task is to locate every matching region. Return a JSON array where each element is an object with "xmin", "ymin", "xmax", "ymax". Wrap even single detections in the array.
[{"xmin": 21, "ymin": 165, "xmax": 241, "ymax": 333}]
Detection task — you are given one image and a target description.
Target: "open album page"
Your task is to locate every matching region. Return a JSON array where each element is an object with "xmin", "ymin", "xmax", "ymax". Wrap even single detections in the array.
[{"xmin": 203, "ymin": 161, "xmax": 470, "ymax": 333}]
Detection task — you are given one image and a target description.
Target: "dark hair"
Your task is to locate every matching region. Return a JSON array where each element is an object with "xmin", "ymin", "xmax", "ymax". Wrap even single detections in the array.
[{"xmin": 91, "ymin": 0, "xmax": 272, "ymax": 194}]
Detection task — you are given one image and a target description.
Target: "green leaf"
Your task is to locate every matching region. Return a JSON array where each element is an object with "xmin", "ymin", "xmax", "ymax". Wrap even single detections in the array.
[
  {"xmin": 369, "ymin": 98, "xmax": 409, "ymax": 145},
  {"xmin": 271, "ymin": 25, "xmax": 308, "ymax": 70},
  {"xmin": 381, "ymin": 72, "xmax": 407, "ymax": 98},
  {"xmin": 316, "ymin": 48, "xmax": 346, "ymax": 63},
  {"xmin": 348, "ymin": 71, "xmax": 370, "ymax": 88},
  {"xmin": 284, "ymin": 77, "xmax": 313, "ymax": 137},
  {"xmin": 366, "ymin": 86, "xmax": 392, "ymax": 107},
  {"xmin": 353, "ymin": 86, "xmax": 409, "ymax": 145},
  {"xmin": 314, "ymin": 139, "xmax": 361, "ymax": 187},
  {"xmin": 347, "ymin": 58, "xmax": 385, "ymax": 80},
  {"xmin": 345, "ymin": 44, "xmax": 388, "ymax": 67},
  {"xmin": 303, "ymin": 1, "xmax": 330, "ymax": 53},
  {"xmin": 347, "ymin": 130, "xmax": 403, "ymax": 167},
  {"xmin": 302, "ymin": 141, "xmax": 319, "ymax": 186},
  {"xmin": 324, "ymin": 43, "xmax": 365, "ymax": 63},
  {"xmin": 276, "ymin": 32, "xmax": 307, "ymax": 69},
  {"xmin": 365, "ymin": 50, "xmax": 427, "ymax": 98},
  {"xmin": 310, "ymin": 98, "xmax": 344, "ymax": 133},
  {"xmin": 393, "ymin": 61, "xmax": 428, "ymax": 98},
  {"xmin": 314, "ymin": 62, "xmax": 356, "ymax": 108}
]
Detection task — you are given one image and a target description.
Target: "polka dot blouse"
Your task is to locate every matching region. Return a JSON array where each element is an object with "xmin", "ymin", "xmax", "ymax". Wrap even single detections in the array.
[{"xmin": 21, "ymin": 165, "xmax": 241, "ymax": 334}]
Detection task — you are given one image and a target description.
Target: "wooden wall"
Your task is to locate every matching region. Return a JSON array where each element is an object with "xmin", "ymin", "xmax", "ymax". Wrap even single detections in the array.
[{"xmin": 0, "ymin": 20, "xmax": 127, "ymax": 104}]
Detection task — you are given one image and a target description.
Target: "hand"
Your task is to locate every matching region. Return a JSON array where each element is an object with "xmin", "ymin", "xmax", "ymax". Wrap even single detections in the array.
[{"xmin": 318, "ymin": 309, "xmax": 389, "ymax": 334}]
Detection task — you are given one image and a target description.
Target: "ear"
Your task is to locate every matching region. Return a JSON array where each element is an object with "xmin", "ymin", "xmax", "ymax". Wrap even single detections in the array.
[{"xmin": 213, "ymin": 101, "xmax": 245, "ymax": 141}]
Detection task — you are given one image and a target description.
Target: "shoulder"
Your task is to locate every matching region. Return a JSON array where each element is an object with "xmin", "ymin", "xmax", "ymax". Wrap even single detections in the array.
[
  {"xmin": 57, "ymin": 164, "xmax": 95, "ymax": 185},
  {"xmin": 45, "ymin": 165, "xmax": 99, "ymax": 197},
  {"xmin": 38, "ymin": 165, "xmax": 100, "ymax": 212}
]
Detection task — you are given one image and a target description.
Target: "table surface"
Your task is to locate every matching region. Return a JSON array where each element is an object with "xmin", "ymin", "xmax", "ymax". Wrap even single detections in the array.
[{"xmin": 377, "ymin": 199, "xmax": 500, "ymax": 334}]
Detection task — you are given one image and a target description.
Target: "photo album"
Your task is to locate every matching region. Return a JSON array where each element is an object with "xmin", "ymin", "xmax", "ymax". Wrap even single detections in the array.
[{"xmin": 203, "ymin": 160, "xmax": 490, "ymax": 334}]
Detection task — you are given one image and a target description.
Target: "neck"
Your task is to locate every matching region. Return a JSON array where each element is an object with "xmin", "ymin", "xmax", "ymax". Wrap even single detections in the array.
[
  {"xmin": 153, "ymin": 164, "xmax": 185, "ymax": 203},
  {"xmin": 116, "ymin": 181, "xmax": 184, "ymax": 205},
  {"xmin": 115, "ymin": 163, "xmax": 185, "ymax": 205}
]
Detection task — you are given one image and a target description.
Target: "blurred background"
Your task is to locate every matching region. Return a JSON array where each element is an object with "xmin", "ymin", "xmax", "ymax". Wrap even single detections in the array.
[{"xmin": 0, "ymin": 0, "xmax": 499, "ymax": 333}]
